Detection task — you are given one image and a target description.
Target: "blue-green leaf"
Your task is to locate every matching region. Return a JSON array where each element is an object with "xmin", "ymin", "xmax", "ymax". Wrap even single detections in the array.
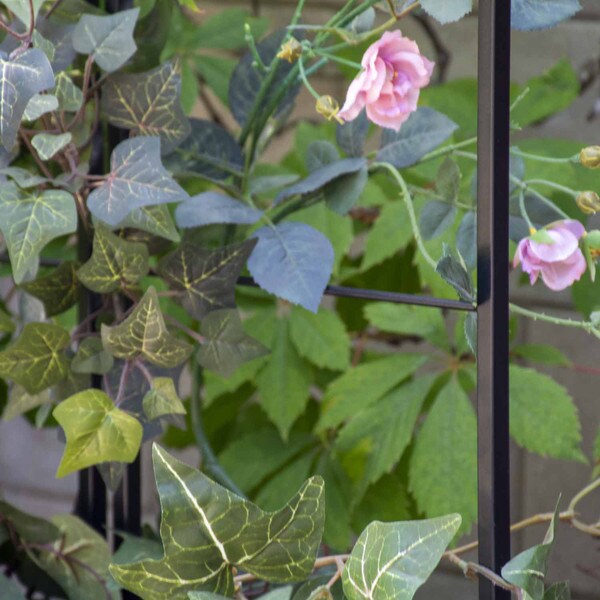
[
  {"xmin": 420, "ymin": 0, "xmax": 473, "ymax": 24},
  {"xmin": 336, "ymin": 110, "xmax": 368, "ymax": 157},
  {"xmin": 175, "ymin": 192, "xmax": 263, "ymax": 228},
  {"xmin": 512, "ymin": 0, "xmax": 581, "ymax": 31}
]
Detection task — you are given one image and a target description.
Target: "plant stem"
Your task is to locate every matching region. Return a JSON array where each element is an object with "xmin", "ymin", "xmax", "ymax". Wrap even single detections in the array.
[
  {"xmin": 518, "ymin": 190, "xmax": 535, "ymax": 231},
  {"xmin": 509, "ymin": 303, "xmax": 600, "ymax": 337},
  {"xmin": 523, "ymin": 178, "xmax": 578, "ymax": 198},
  {"xmin": 298, "ymin": 57, "xmax": 321, "ymax": 100},
  {"xmin": 511, "ymin": 148, "xmax": 578, "ymax": 165},
  {"xmin": 312, "ymin": 49, "xmax": 362, "ymax": 70}
]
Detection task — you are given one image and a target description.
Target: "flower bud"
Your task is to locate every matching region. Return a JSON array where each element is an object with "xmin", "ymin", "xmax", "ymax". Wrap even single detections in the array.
[
  {"xmin": 315, "ymin": 95, "xmax": 344, "ymax": 124},
  {"xmin": 277, "ymin": 38, "xmax": 303, "ymax": 63},
  {"xmin": 580, "ymin": 146, "xmax": 600, "ymax": 169},
  {"xmin": 576, "ymin": 191, "xmax": 600, "ymax": 215}
]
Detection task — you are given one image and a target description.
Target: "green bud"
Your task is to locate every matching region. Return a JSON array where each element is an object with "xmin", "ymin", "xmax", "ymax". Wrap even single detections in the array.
[{"xmin": 579, "ymin": 146, "xmax": 600, "ymax": 169}]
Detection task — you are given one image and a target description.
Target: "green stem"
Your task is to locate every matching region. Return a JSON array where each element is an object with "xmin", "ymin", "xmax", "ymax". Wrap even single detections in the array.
[
  {"xmin": 518, "ymin": 190, "xmax": 535, "ymax": 231},
  {"xmin": 417, "ymin": 137, "xmax": 478, "ymax": 163},
  {"xmin": 298, "ymin": 57, "xmax": 321, "ymax": 100},
  {"xmin": 568, "ymin": 477, "xmax": 600, "ymax": 513},
  {"xmin": 312, "ymin": 49, "xmax": 362, "ymax": 70},
  {"xmin": 509, "ymin": 303, "xmax": 600, "ymax": 337},
  {"xmin": 523, "ymin": 178, "xmax": 578, "ymax": 198},
  {"xmin": 511, "ymin": 148, "xmax": 578, "ymax": 165}
]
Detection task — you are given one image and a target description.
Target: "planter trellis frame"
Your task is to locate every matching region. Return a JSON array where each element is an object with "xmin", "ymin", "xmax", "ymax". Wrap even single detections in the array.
[{"xmin": 76, "ymin": 1, "xmax": 512, "ymax": 598}]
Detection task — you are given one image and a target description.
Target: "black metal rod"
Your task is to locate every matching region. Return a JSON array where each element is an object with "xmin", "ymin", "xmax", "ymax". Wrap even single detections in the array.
[
  {"xmin": 477, "ymin": 1, "xmax": 512, "ymax": 598},
  {"xmin": 236, "ymin": 276, "xmax": 476, "ymax": 312}
]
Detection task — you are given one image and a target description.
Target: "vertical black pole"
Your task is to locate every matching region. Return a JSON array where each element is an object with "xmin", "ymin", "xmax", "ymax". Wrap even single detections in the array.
[{"xmin": 477, "ymin": 1, "xmax": 512, "ymax": 599}]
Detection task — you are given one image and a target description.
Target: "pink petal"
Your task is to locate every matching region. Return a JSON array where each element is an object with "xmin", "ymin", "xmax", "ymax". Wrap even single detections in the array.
[{"xmin": 539, "ymin": 250, "xmax": 587, "ymax": 290}]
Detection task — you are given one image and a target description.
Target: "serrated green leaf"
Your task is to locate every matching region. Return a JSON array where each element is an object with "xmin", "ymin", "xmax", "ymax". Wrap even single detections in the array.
[
  {"xmin": 72, "ymin": 337, "xmax": 114, "ymax": 375},
  {"xmin": 0, "ymin": 323, "xmax": 69, "ymax": 394},
  {"xmin": 342, "ymin": 514, "xmax": 462, "ymax": 600},
  {"xmin": 2, "ymin": 384, "xmax": 52, "ymax": 421},
  {"xmin": 102, "ymin": 61, "xmax": 190, "ymax": 153},
  {"xmin": 101, "ymin": 287, "xmax": 192, "ymax": 367},
  {"xmin": 420, "ymin": 0, "xmax": 473, "ymax": 24},
  {"xmin": 158, "ymin": 239, "xmax": 256, "ymax": 320},
  {"xmin": 512, "ymin": 0, "xmax": 581, "ymax": 31},
  {"xmin": 72, "ymin": 8, "xmax": 139, "ymax": 72},
  {"xmin": 409, "ymin": 377, "xmax": 477, "ymax": 535},
  {"xmin": 174, "ymin": 192, "xmax": 262, "ymax": 229},
  {"xmin": 53, "ymin": 388, "xmax": 143, "ymax": 477},
  {"xmin": 509, "ymin": 365, "xmax": 584, "ymax": 461},
  {"xmin": 21, "ymin": 261, "xmax": 80, "ymax": 317},
  {"xmin": 336, "ymin": 110, "xmax": 368, "ymax": 158},
  {"xmin": 87, "ymin": 136, "xmax": 189, "ymax": 226},
  {"xmin": 197, "ymin": 309, "xmax": 268, "ymax": 377},
  {"xmin": 54, "ymin": 72, "xmax": 83, "ymax": 112},
  {"xmin": 77, "ymin": 224, "xmax": 149, "ymax": 293},
  {"xmin": 23, "ymin": 94, "xmax": 59, "ymax": 121},
  {"xmin": 116, "ymin": 204, "xmax": 180, "ymax": 242},
  {"xmin": 0, "ymin": 183, "xmax": 77, "ymax": 284},
  {"xmin": 31, "ymin": 132, "xmax": 72, "ymax": 160},
  {"xmin": 110, "ymin": 445, "xmax": 325, "ymax": 599},
  {"xmin": 436, "ymin": 245, "xmax": 475, "ymax": 303},
  {"xmin": 511, "ymin": 344, "xmax": 571, "ymax": 367},
  {"xmin": 143, "ymin": 377, "xmax": 186, "ymax": 421},
  {"xmin": 317, "ymin": 354, "xmax": 427, "ymax": 432}
]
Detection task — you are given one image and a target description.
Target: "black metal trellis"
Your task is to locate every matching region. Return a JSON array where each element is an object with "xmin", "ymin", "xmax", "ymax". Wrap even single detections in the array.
[{"xmin": 75, "ymin": 1, "xmax": 512, "ymax": 598}]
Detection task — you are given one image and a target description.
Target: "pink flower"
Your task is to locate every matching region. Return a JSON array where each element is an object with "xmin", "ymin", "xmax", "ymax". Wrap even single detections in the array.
[
  {"xmin": 338, "ymin": 30, "xmax": 434, "ymax": 131},
  {"xmin": 513, "ymin": 220, "xmax": 587, "ymax": 291}
]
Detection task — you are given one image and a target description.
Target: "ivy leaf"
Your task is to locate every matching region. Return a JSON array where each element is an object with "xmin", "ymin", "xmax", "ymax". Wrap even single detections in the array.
[
  {"xmin": 23, "ymin": 94, "xmax": 59, "ymax": 121},
  {"xmin": 102, "ymin": 287, "xmax": 192, "ymax": 368},
  {"xmin": 342, "ymin": 514, "xmax": 462, "ymax": 600},
  {"xmin": 31, "ymin": 132, "xmax": 72, "ymax": 160},
  {"xmin": 512, "ymin": 0, "xmax": 581, "ymax": 31},
  {"xmin": 0, "ymin": 166, "xmax": 47, "ymax": 189},
  {"xmin": 77, "ymin": 224, "xmax": 149, "ymax": 293},
  {"xmin": 420, "ymin": 0, "xmax": 473, "ymax": 24},
  {"xmin": 0, "ymin": 499, "xmax": 60, "ymax": 544},
  {"xmin": 37, "ymin": 17, "xmax": 77, "ymax": 73},
  {"xmin": 288, "ymin": 306, "xmax": 350, "ymax": 371},
  {"xmin": 0, "ymin": 0, "xmax": 45, "ymax": 28},
  {"xmin": 54, "ymin": 72, "xmax": 83, "ymax": 112},
  {"xmin": 72, "ymin": 337, "xmax": 114, "ymax": 375},
  {"xmin": 2, "ymin": 384, "xmax": 52, "ymax": 421},
  {"xmin": 0, "ymin": 183, "xmax": 77, "ymax": 283},
  {"xmin": 110, "ymin": 445, "xmax": 325, "ymax": 598},
  {"xmin": 0, "ymin": 308, "xmax": 15, "ymax": 335},
  {"xmin": 53, "ymin": 388, "xmax": 143, "ymax": 477},
  {"xmin": 248, "ymin": 223, "xmax": 334, "ymax": 313},
  {"xmin": 21, "ymin": 261, "xmax": 81, "ymax": 317},
  {"xmin": 377, "ymin": 108, "xmax": 458, "ymax": 169},
  {"xmin": 544, "ymin": 583, "xmax": 570, "ymax": 600},
  {"xmin": 175, "ymin": 192, "xmax": 263, "ymax": 229},
  {"xmin": 501, "ymin": 503, "xmax": 559, "ymax": 600},
  {"xmin": 336, "ymin": 109, "xmax": 368, "ymax": 157},
  {"xmin": 116, "ymin": 205, "xmax": 180, "ymax": 242},
  {"xmin": 143, "ymin": 377, "xmax": 186, "ymax": 421},
  {"xmin": 102, "ymin": 61, "xmax": 191, "ymax": 153},
  {"xmin": 164, "ymin": 119, "xmax": 244, "ymax": 181},
  {"xmin": 72, "ymin": 8, "xmax": 140, "ymax": 72},
  {"xmin": 509, "ymin": 365, "xmax": 584, "ymax": 462},
  {"xmin": 409, "ymin": 377, "xmax": 478, "ymax": 535},
  {"xmin": 87, "ymin": 136, "xmax": 189, "ymax": 226},
  {"xmin": 0, "ymin": 49, "xmax": 55, "ymax": 150},
  {"xmin": 197, "ymin": 309, "xmax": 269, "ymax": 377},
  {"xmin": 0, "ymin": 323, "xmax": 69, "ymax": 394},
  {"xmin": 158, "ymin": 239, "xmax": 257, "ymax": 320}
]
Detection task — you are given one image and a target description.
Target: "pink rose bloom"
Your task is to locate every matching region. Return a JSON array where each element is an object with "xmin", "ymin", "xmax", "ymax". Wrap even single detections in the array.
[
  {"xmin": 338, "ymin": 30, "xmax": 434, "ymax": 131},
  {"xmin": 513, "ymin": 220, "xmax": 587, "ymax": 291}
]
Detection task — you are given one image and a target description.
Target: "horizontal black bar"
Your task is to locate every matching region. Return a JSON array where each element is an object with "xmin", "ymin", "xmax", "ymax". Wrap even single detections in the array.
[{"xmin": 236, "ymin": 276, "xmax": 476, "ymax": 312}]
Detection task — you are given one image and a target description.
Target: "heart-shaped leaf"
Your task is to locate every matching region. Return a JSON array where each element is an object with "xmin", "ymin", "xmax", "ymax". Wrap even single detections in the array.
[
  {"xmin": 72, "ymin": 337, "xmax": 114, "ymax": 375},
  {"xmin": 116, "ymin": 205, "xmax": 181, "ymax": 242},
  {"xmin": 2, "ymin": 384, "xmax": 52, "ymax": 421},
  {"xmin": 102, "ymin": 61, "xmax": 191, "ymax": 153},
  {"xmin": 23, "ymin": 94, "xmax": 59, "ymax": 121},
  {"xmin": 143, "ymin": 377, "xmax": 186, "ymax": 421},
  {"xmin": 31, "ymin": 132, "xmax": 72, "ymax": 160},
  {"xmin": 101, "ymin": 287, "xmax": 192, "ymax": 368},
  {"xmin": 37, "ymin": 17, "xmax": 77, "ymax": 72},
  {"xmin": 54, "ymin": 72, "xmax": 83, "ymax": 111},
  {"xmin": 512, "ymin": 0, "xmax": 581, "ymax": 31},
  {"xmin": 175, "ymin": 192, "xmax": 263, "ymax": 228},
  {"xmin": 1, "ymin": 0, "xmax": 45, "ymax": 29},
  {"xmin": 72, "ymin": 8, "xmax": 140, "ymax": 72},
  {"xmin": 87, "ymin": 136, "xmax": 189, "ymax": 226},
  {"xmin": 0, "ymin": 323, "xmax": 70, "ymax": 394},
  {"xmin": 54, "ymin": 388, "xmax": 143, "ymax": 477},
  {"xmin": 21, "ymin": 261, "xmax": 80, "ymax": 317},
  {"xmin": 110, "ymin": 444, "xmax": 325, "ymax": 598}
]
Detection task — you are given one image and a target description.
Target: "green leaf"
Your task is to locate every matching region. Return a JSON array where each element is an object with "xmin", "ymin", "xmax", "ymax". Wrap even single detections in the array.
[
  {"xmin": 101, "ymin": 287, "xmax": 192, "ymax": 368},
  {"xmin": 192, "ymin": 8, "xmax": 268, "ymax": 50},
  {"xmin": 342, "ymin": 514, "xmax": 462, "ymax": 600},
  {"xmin": 419, "ymin": 200, "xmax": 457, "ymax": 241},
  {"xmin": 110, "ymin": 444, "xmax": 325, "ymax": 598},
  {"xmin": 456, "ymin": 211, "xmax": 476, "ymax": 269},
  {"xmin": 77, "ymin": 224, "xmax": 149, "ymax": 293},
  {"xmin": 324, "ymin": 166, "xmax": 368, "ymax": 215},
  {"xmin": 0, "ymin": 166, "xmax": 47, "ymax": 189},
  {"xmin": 197, "ymin": 309, "xmax": 268, "ymax": 377},
  {"xmin": 87, "ymin": 136, "xmax": 189, "ymax": 226},
  {"xmin": 420, "ymin": 0, "xmax": 473, "ymax": 24},
  {"xmin": 31, "ymin": 132, "xmax": 72, "ymax": 160},
  {"xmin": 501, "ymin": 503, "xmax": 559, "ymax": 600},
  {"xmin": 54, "ymin": 72, "xmax": 83, "ymax": 112},
  {"xmin": 72, "ymin": 8, "xmax": 140, "ymax": 72},
  {"xmin": 23, "ymin": 94, "xmax": 59, "ymax": 121},
  {"xmin": 175, "ymin": 192, "xmax": 263, "ymax": 229},
  {"xmin": 102, "ymin": 61, "xmax": 191, "ymax": 153},
  {"xmin": 436, "ymin": 244, "xmax": 475, "ymax": 303},
  {"xmin": 512, "ymin": 344, "xmax": 571, "ymax": 367},
  {"xmin": 143, "ymin": 377, "xmax": 186, "ymax": 421},
  {"xmin": 512, "ymin": 0, "xmax": 581, "ymax": 31},
  {"xmin": 0, "ymin": 573, "xmax": 26, "ymax": 599},
  {"xmin": 0, "ymin": 323, "xmax": 70, "ymax": 394},
  {"xmin": 2, "ymin": 384, "xmax": 52, "ymax": 421},
  {"xmin": 0, "ymin": 500, "xmax": 60, "ymax": 544},
  {"xmin": 288, "ymin": 306, "xmax": 350, "ymax": 371},
  {"xmin": 72, "ymin": 337, "xmax": 114, "ymax": 375},
  {"xmin": 317, "ymin": 354, "xmax": 427, "ymax": 431},
  {"xmin": 256, "ymin": 318, "xmax": 312, "ymax": 439},
  {"xmin": 193, "ymin": 56, "xmax": 235, "ymax": 106},
  {"xmin": 21, "ymin": 261, "xmax": 80, "ymax": 317},
  {"xmin": 336, "ymin": 110, "xmax": 368, "ymax": 158},
  {"xmin": 509, "ymin": 365, "xmax": 584, "ymax": 462},
  {"xmin": 0, "ymin": 308, "xmax": 15, "ymax": 335},
  {"xmin": 116, "ymin": 204, "xmax": 180, "ymax": 242},
  {"xmin": 409, "ymin": 377, "xmax": 477, "ymax": 534},
  {"xmin": 544, "ymin": 583, "xmax": 570, "ymax": 600},
  {"xmin": 158, "ymin": 239, "xmax": 257, "ymax": 320},
  {"xmin": 0, "ymin": 0, "xmax": 45, "ymax": 28},
  {"xmin": 53, "ymin": 388, "xmax": 143, "ymax": 477}
]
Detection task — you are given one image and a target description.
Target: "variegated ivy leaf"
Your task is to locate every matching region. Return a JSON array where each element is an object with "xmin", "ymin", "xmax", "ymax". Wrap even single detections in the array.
[
  {"xmin": 0, "ymin": 183, "xmax": 77, "ymax": 283},
  {"xmin": 501, "ymin": 503, "xmax": 560, "ymax": 600},
  {"xmin": 72, "ymin": 337, "xmax": 114, "ymax": 375},
  {"xmin": 54, "ymin": 388, "xmax": 143, "ymax": 477},
  {"xmin": 101, "ymin": 287, "xmax": 192, "ymax": 368},
  {"xmin": 72, "ymin": 8, "xmax": 140, "ymax": 72},
  {"xmin": 0, "ymin": 49, "xmax": 55, "ymax": 150},
  {"xmin": 142, "ymin": 377, "xmax": 186, "ymax": 421},
  {"xmin": 342, "ymin": 515, "xmax": 462, "ymax": 600},
  {"xmin": 110, "ymin": 445, "xmax": 325, "ymax": 599},
  {"xmin": 102, "ymin": 61, "xmax": 191, "ymax": 153},
  {"xmin": 87, "ymin": 136, "xmax": 189, "ymax": 226},
  {"xmin": 0, "ymin": 166, "xmax": 47, "ymax": 189},
  {"xmin": 2, "ymin": 384, "xmax": 52, "ymax": 421},
  {"xmin": 32, "ymin": 30, "xmax": 56, "ymax": 62},
  {"xmin": 77, "ymin": 224, "xmax": 149, "ymax": 293},
  {"xmin": 37, "ymin": 17, "xmax": 77, "ymax": 73},
  {"xmin": 54, "ymin": 72, "xmax": 83, "ymax": 112},
  {"xmin": 197, "ymin": 309, "xmax": 269, "ymax": 377},
  {"xmin": 23, "ymin": 94, "xmax": 59, "ymax": 121},
  {"xmin": 0, "ymin": 323, "xmax": 70, "ymax": 394},
  {"xmin": 31, "ymin": 132, "xmax": 72, "ymax": 160},
  {"xmin": 158, "ymin": 239, "xmax": 257, "ymax": 320},
  {"xmin": 21, "ymin": 261, "xmax": 81, "ymax": 317},
  {"xmin": 116, "ymin": 205, "xmax": 180, "ymax": 242}
]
